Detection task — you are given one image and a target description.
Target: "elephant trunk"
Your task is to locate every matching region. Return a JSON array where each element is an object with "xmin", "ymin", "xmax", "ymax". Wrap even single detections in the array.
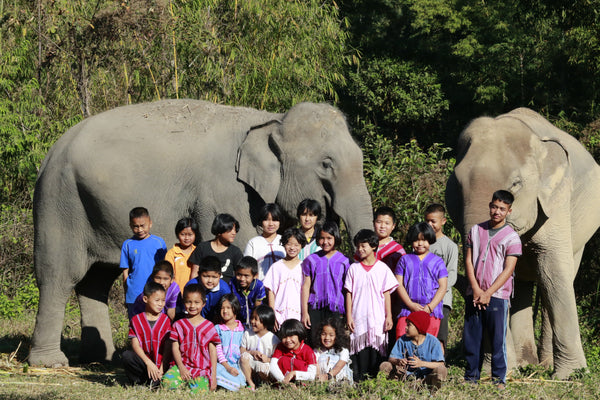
[{"xmin": 332, "ymin": 182, "xmax": 373, "ymax": 241}]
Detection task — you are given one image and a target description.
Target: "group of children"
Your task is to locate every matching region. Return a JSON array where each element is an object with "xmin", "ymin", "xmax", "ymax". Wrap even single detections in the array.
[{"xmin": 119, "ymin": 190, "xmax": 521, "ymax": 391}]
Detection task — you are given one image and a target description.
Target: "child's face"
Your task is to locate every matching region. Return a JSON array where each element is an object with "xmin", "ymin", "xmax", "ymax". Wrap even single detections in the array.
[
  {"xmin": 143, "ymin": 290, "xmax": 166, "ymax": 315},
  {"xmin": 373, "ymin": 214, "xmax": 396, "ymax": 240},
  {"xmin": 130, "ymin": 216, "xmax": 152, "ymax": 240},
  {"xmin": 261, "ymin": 213, "xmax": 280, "ymax": 237},
  {"xmin": 200, "ymin": 271, "xmax": 221, "ymax": 290},
  {"xmin": 184, "ymin": 292, "xmax": 205, "ymax": 317},
  {"xmin": 405, "ymin": 320, "xmax": 419, "ymax": 338},
  {"xmin": 250, "ymin": 312, "xmax": 266, "ymax": 334},
  {"xmin": 177, "ymin": 227, "xmax": 196, "ymax": 249},
  {"xmin": 356, "ymin": 242, "xmax": 375, "ymax": 261},
  {"xmin": 425, "ymin": 211, "xmax": 446, "ymax": 236},
  {"xmin": 299, "ymin": 210, "xmax": 318, "ymax": 232},
  {"xmin": 318, "ymin": 231, "xmax": 336, "ymax": 253},
  {"xmin": 218, "ymin": 228, "xmax": 237, "ymax": 245},
  {"xmin": 220, "ymin": 300, "xmax": 236, "ymax": 323},
  {"xmin": 153, "ymin": 270, "xmax": 173, "ymax": 290},
  {"xmin": 235, "ymin": 268, "xmax": 256, "ymax": 290},
  {"xmin": 489, "ymin": 199, "xmax": 512, "ymax": 225},
  {"xmin": 320, "ymin": 325, "xmax": 336, "ymax": 349},
  {"xmin": 412, "ymin": 233, "xmax": 430, "ymax": 255},
  {"xmin": 282, "ymin": 334, "xmax": 301, "ymax": 351},
  {"xmin": 284, "ymin": 236, "xmax": 302, "ymax": 259}
]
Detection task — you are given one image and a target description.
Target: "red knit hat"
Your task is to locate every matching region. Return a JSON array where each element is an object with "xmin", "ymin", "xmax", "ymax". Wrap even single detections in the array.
[{"xmin": 407, "ymin": 311, "xmax": 430, "ymax": 334}]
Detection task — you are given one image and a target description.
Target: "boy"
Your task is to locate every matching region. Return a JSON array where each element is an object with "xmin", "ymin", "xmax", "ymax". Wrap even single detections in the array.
[
  {"xmin": 186, "ymin": 256, "xmax": 231, "ymax": 321},
  {"xmin": 463, "ymin": 190, "xmax": 521, "ymax": 388},
  {"xmin": 120, "ymin": 207, "xmax": 167, "ymax": 319},
  {"xmin": 372, "ymin": 206, "xmax": 406, "ymax": 269},
  {"xmin": 122, "ymin": 281, "xmax": 172, "ymax": 387},
  {"xmin": 132, "ymin": 261, "xmax": 181, "ymax": 320},
  {"xmin": 424, "ymin": 204, "xmax": 458, "ymax": 353},
  {"xmin": 379, "ymin": 311, "xmax": 447, "ymax": 388},
  {"xmin": 229, "ymin": 256, "xmax": 266, "ymax": 328}
]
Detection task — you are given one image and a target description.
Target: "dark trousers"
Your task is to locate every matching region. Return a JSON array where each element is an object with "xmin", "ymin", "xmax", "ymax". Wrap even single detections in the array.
[
  {"xmin": 463, "ymin": 296, "xmax": 509, "ymax": 383},
  {"xmin": 351, "ymin": 347, "xmax": 384, "ymax": 382},
  {"xmin": 122, "ymin": 350, "xmax": 156, "ymax": 386}
]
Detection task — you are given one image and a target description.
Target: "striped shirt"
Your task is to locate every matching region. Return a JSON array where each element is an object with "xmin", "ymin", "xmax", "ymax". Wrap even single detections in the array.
[
  {"xmin": 170, "ymin": 318, "xmax": 221, "ymax": 380},
  {"xmin": 128, "ymin": 312, "xmax": 171, "ymax": 367}
]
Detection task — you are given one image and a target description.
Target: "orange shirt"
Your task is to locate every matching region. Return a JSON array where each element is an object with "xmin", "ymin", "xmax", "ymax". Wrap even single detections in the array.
[{"xmin": 165, "ymin": 243, "xmax": 196, "ymax": 292}]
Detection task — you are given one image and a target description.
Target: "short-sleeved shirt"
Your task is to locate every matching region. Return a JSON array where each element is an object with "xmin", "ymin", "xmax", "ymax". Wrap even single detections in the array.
[
  {"xmin": 301, "ymin": 250, "xmax": 349, "ymax": 314},
  {"xmin": 189, "ymin": 241, "xmax": 243, "ymax": 283},
  {"xmin": 229, "ymin": 278, "xmax": 267, "ymax": 328},
  {"xmin": 131, "ymin": 281, "xmax": 181, "ymax": 317},
  {"xmin": 170, "ymin": 318, "xmax": 221, "ymax": 380},
  {"xmin": 243, "ymin": 235, "xmax": 285, "ymax": 280},
  {"xmin": 429, "ymin": 235, "xmax": 458, "ymax": 309},
  {"xmin": 240, "ymin": 329, "xmax": 280, "ymax": 357},
  {"xmin": 185, "ymin": 278, "xmax": 231, "ymax": 320},
  {"xmin": 165, "ymin": 243, "xmax": 196, "ymax": 292},
  {"xmin": 389, "ymin": 333, "xmax": 444, "ymax": 378},
  {"xmin": 120, "ymin": 234, "xmax": 167, "ymax": 303},
  {"xmin": 263, "ymin": 259, "xmax": 303, "ymax": 326},
  {"xmin": 128, "ymin": 312, "xmax": 171, "ymax": 367}
]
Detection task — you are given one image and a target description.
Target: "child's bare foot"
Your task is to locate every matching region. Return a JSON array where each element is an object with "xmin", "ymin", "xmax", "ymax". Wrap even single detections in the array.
[{"xmin": 246, "ymin": 382, "xmax": 256, "ymax": 391}]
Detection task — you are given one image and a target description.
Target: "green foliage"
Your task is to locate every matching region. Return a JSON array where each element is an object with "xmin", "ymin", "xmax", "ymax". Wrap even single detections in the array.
[{"xmin": 0, "ymin": 273, "xmax": 38, "ymax": 318}]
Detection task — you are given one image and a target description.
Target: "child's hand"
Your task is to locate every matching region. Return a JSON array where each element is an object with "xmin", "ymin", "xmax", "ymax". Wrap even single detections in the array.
[
  {"xmin": 146, "ymin": 362, "xmax": 162, "ymax": 381},
  {"xmin": 407, "ymin": 355, "xmax": 422, "ymax": 369},
  {"xmin": 302, "ymin": 312, "xmax": 311, "ymax": 329},
  {"xmin": 226, "ymin": 364, "xmax": 239, "ymax": 376},
  {"xmin": 347, "ymin": 317, "xmax": 355, "ymax": 333},
  {"xmin": 317, "ymin": 373, "xmax": 329, "ymax": 382},
  {"xmin": 409, "ymin": 301, "xmax": 425, "ymax": 312},
  {"xmin": 384, "ymin": 315, "xmax": 393, "ymax": 332},
  {"xmin": 283, "ymin": 370, "xmax": 296, "ymax": 383},
  {"xmin": 398, "ymin": 358, "xmax": 408, "ymax": 369},
  {"xmin": 210, "ymin": 377, "xmax": 217, "ymax": 391},
  {"xmin": 179, "ymin": 365, "xmax": 192, "ymax": 381}
]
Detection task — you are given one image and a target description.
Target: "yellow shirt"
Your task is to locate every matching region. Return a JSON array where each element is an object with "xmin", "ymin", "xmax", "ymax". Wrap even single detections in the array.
[{"xmin": 165, "ymin": 243, "xmax": 196, "ymax": 292}]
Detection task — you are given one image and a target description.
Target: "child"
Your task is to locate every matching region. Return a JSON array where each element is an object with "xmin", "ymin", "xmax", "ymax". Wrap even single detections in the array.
[
  {"xmin": 301, "ymin": 221, "xmax": 349, "ymax": 334},
  {"xmin": 395, "ymin": 222, "xmax": 448, "ymax": 339},
  {"xmin": 165, "ymin": 217, "xmax": 200, "ymax": 292},
  {"xmin": 214, "ymin": 294, "xmax": 246, "ymax": 391},
  {"xmin": 314, "ymin": 317, "xmax": 353, "ymax": 383},
  {"xmin": 244, "ymin": 203, "xmax": 286, "ymax": 279},
  {"xmin": 297, "ymin": 199, "xmax": 322, "ymax": 260},
  {"xmin": 463, "ymin": 190, "xmax": 521, "ymax": 388},
  {"xmin": 122, "ymin": 281, "xmax": 172, "ymax": 387},
  {"xmin": 186, "ymin": 256, "xmax": 231, "ymax": 321},
  {"xmin": 120, "ymin": 207, "xmax": 167, "ymax": 319},
  {"xmin": 240, "ymin": 305, "xmax": 281, "ymax": 390},
  {"xmin": 132, "ymin": 260, "xmax": 181, "ymax": 320},
  {"xmin": 263, "ymin": 227, "xmax": 307, "ymax": 329},
  {"xmin": 344, "ymin": 229, "xmax": 398, "ymax": 382},
  {"xmin": 229, "ymin": 256, "xmax": 266, "ymax": 328},
  {"xmin": 372, "ymin": 206, "xmax": 406, "ymax": 269},
  {"xmin": 424, "ymin": 204, "xmax": 458, "ymax": 353},
  {"xmin": 189, "ymin": 214, "xmax": 243, "ymax": 283},
  {"xmin": 163, "ymin": 283, "xmax": 221, "ymax": 392},
  {"xmin": 269, "ymin": 319, "xmax": 317, "ymax": 383},
  {"xmin": 379, "ymin": 311, "xmax": 447, "ymax": 388}
]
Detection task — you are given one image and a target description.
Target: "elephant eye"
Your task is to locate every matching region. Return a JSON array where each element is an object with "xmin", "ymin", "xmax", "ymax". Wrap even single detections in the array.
[
  {"xmin": 322, "ymin": 158, "xmax": 334, "ymax": 169},
  {"xmin": 510, "ymin": 177, "xmax": 523, "ymax": 193}
]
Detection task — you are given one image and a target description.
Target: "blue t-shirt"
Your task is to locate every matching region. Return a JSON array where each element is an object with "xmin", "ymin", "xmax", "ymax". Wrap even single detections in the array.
[
  {"xmin": 185, "ymin": 278, "xmax": 231, "ymax": 320},
  {"xmin": 120, "ymin": 234, "xmax": 167, "ymax": 303},
  {"xmin": 389, "ymin": 333, "xmax": 444, "ymax": 378}
]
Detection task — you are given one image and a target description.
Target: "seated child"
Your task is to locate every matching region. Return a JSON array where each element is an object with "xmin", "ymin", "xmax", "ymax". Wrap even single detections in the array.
[
  {"xmin": 132, "ymin": 260, "xmax": 180, "ymax": 320},
  {"xmin": 379, "ymin": 311, "xmax": 447, "ymax": 388},
  {"xmin": 214, "ymin": 294, "xmax": 246, "ymax": 391},
  {"xmin": 314, "ymin": 317, "xmax": 353, "ymax": 384},
  {"xmin": 186, "ymin": 255, "xmax": 231, "ymax": 321},
  {"xmin": 244, "ymin": 203, "xmax": 286, "ymax": 279},
  {"xmin": 163, "ymin": 284, "xmax": 221, "ymax": 392},
  {"xmin": 165, "ymin": 217, "xmax": 199, "ymax": 292},
  {"xmin": 122, "ymin": 281, "xmax": 172, "ymax": 386},
  {"xmin": 240, "ymin": 305, "xmax": 280, "ymax": 390},
  {"xmin": 229, "ymin": 256, "xmax": 266, "ymax": 329},
  {"xmin": 269, "ymin": 319, "xmax": 317, "ymax": 383}
]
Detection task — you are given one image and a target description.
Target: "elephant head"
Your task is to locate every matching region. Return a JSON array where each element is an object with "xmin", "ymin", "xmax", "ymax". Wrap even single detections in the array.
[{"xmin": 236, "ymin": 102, "xmax": 373, "ymax": 238}]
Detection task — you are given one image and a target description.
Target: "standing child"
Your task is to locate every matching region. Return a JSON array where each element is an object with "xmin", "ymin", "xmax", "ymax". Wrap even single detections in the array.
[
  {"xmin": 132, "ymin": 260, "xmax": 180, "ymax": 320},
  {"xmin": 244, "ymin": 203, "xmax": 286, "ymax": 279},
  {"xmin": 122, "ymin": 281, "xmax": 172, "ymax": 387},
  {"xmin": 314, "ymin": 317, "xmax": 353, "ymax": 383},
  {"xmin": 263, "ymin": 227, "xmax": 307, "ymax": 329},
  {"xmin": 165, "ymin": 217, "xmax": 199, "ymax": 292},
  {"xmin": 345, "ymin": 229, "xmax": 399, "ymax": 382},
  {"xmin": 269, "ymin": 319, "xmax": 317, "ymax": 384},
  {"xmin": 229, "ymin": 256, "xmax": 266, "ymax": 329},
  {"xmin": 120, "ymin": 207, "xmax": 167, "ymax": 319},
  {"xmin": 186, "ymin": 256, "xmax": 231, "ymax": 321},
  {"xmin": 163, "ymin": 283, "xmax": 221, "ymax": 392},
  {"xmin": 189, "ymin": 214, "xmax": 243, "ymax": 283},
  {"xmin": 372, "ymin": 206, "xmax": 406, "ymax": 269},
  {"xmin": 297, "ymin": 199, "xmax": 322, "ymax": 260},
  {"xmin": 240, "ymin": 305, "xmax": 281, "ymax": 390},
  {"xmin": 463, "ymin": 190, "xmax": 521, "ymax": 388},
  {"xmin": 424, "ymin": 204, "xmax": 458, "ymax": 354},
  {"xmin": 214, "ymin": 294, "xmax": 246, "ymax": 391},
  {"xmin": 395, "ymin": 222, "xmax": 448, "ymax": 339}
]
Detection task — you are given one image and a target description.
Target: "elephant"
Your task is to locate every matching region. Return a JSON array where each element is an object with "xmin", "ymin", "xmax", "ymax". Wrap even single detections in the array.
[
  {"xmin": 29, "ymin": 99, "xmax": 373, "ymax": 367},
  {"xmin": 446, "ymin": 107, "xmax": 600, "ymax": 379}
]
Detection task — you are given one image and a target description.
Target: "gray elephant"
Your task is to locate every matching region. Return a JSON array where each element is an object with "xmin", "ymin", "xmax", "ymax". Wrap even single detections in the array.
[
  {"xmin": 446, "ymin": 107, "xmax": 600, "ymax": 379},
  {"xmin": 29, "ymin": 100, "xmax": 373, "ymax": 367}
]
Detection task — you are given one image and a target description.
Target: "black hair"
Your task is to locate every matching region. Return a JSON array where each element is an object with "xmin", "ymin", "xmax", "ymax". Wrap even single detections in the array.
[
  {"xmin": 251, "ymin": 305, "xmax": 276, "ymax": 333},
  {"xmin": 216, "ymin": 293, "xmax": 241, "ymax": 324},
  {"xmin": 199, "ymin": 256, "xmax": 222, "ymax": 274},
  {"xmin": 373, "ymin": 206, "xmax": 396, "ymax": 224},
  {"xmin": 424, "ymin": 203, "xmax": 446, "ymax": 216},
  {"xmin": 278, "ymin": 318, "xmax": 307, "ymax": 342},
  {"xmin": 318, "ymin": 220, "xmax": 342, "ymax": 247},
  {"xmin": 151, "ymin": 260, "xmax": 174, "ymax": 278},
  {"xmin": 175, "ymin": 217, "xmax": 200, "ymax": 238},
  {"xmin": 129, "ymin": 207, "xmax": 150, "ymax": 220},
  {"xmin": 183, "ymin": 283, "xmax": 205, "ymax": 300},
  {"xmin": 235, "ymin": 256, "xmax": 258, "ymax": 276},
  {"xmin": 492, "ymin": 190, "xmax": 514, "ymax": 206},
  {"xmin": 281, "ymin": 227, "xmax": 307, "ymax": 248},
  {"xmin": 211, "ymin": 213, "xmax": 240, "ymax": 235},
  {"xmin": 353, "ymin": 229, "xmax": 379, "ymax": 250},
  {"xmin": 259, "ymin": 203, "xmax": 284, "ymax": 223},
  {"xmin": 406, "ymin": 222, "xmax": 437, "ymax": 245},
  {"xmin": 313, "ymin": 317, "xmax": 350, "ymax": 353},
  {"xmin": 143, "ymin": 281, "xmax": 166, "ymax": 297},
  {"xmin": 296, "ymin": 198, "xmax": 322, "ymax": 219}
]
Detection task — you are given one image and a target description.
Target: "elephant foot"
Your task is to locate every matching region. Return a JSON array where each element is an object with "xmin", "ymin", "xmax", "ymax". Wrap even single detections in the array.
[
  {"xmin": 28, "ymin": 348, "xmax": 69, "ymax": 368},
  {"xmin": 552, "ymin": 361, "xmax": 587, "ymax": 380}
]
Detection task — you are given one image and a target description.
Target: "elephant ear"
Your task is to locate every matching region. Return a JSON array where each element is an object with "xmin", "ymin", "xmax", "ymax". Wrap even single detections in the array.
[
  {"xmin": 538, "ymin": 139, "xmax": 570, "ymax": 218},
  {"xmin": 236, "ymin": 120, "xmax": 282, "ymax": 203}
]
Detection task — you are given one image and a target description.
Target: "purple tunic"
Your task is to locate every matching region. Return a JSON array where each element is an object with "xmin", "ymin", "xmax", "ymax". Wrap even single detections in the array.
[
  {"xmin": 394, "ymin": 253, "xmax": 448, "ymax": 319},
  {"xmin": 301, "ymin": 250, "xmax": 349, "ymax": 313}
]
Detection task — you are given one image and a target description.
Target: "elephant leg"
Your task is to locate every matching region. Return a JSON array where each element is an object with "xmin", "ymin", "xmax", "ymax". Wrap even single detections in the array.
[
  {"xmin": 509, "ymin": 280, "xmax": 538, "ymax": 366},
  {"xmin": 76, "ymin": 263, "xmax": 121, "ymax": 364},
  {"xmin": 538, "ymin": 302, "xmax": 553, "ymax": 367}
]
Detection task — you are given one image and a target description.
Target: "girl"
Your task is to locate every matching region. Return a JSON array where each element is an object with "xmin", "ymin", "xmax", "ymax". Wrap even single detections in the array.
[
  {"xmin": 244, "ymin": 203, "xmax": 286, "ymax": 280},
  {"xmin": 301, "ymin": 221, "xmax": 349, "ymax": 333},
  {"xmin": 240, "ymin": 305, "xmax": 280, "ymax": 390},
  {"xmin": 165, "ymin": 217, "xmax": 200, "ymax": 292},
  {"xmin": 297, "ymin": 199, "xmax": 322, "ymax": 260},
  {"xmin": 263, "ymin": 228, "xmax": 307, "ymax": 329},
  {"xmin": 189, "ymin": 214, "xmax": 243, "ymax": 283},
  {"xmin": 214, "ymin": 294, "xmax": 246, "ymax": 391},
  {"xmin": 313, "ymin": 318, "xmax": 353, "ymax": 383},
  {"xmin": 395, "ymin": 222, "xmax": 448, "ymax": 339},
  {"xmin": 269, "ymin": 319, "xmax": 317, "ymax": 383}
]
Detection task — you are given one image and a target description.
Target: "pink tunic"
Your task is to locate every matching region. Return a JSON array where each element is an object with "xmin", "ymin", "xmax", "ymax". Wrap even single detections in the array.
[
  {"xmin": 170, "ymin": 318, "xmax": 221, "ymax": 380},
  {"xmin": 263, "ymin": 259, "xmax": 303, "ymax": 326}
]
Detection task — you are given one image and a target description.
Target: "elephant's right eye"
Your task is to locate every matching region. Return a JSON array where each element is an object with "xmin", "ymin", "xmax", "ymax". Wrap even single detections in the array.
[{"xmin": 322, "ymin": 159, "xmax": 333, "ymax": 169}]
